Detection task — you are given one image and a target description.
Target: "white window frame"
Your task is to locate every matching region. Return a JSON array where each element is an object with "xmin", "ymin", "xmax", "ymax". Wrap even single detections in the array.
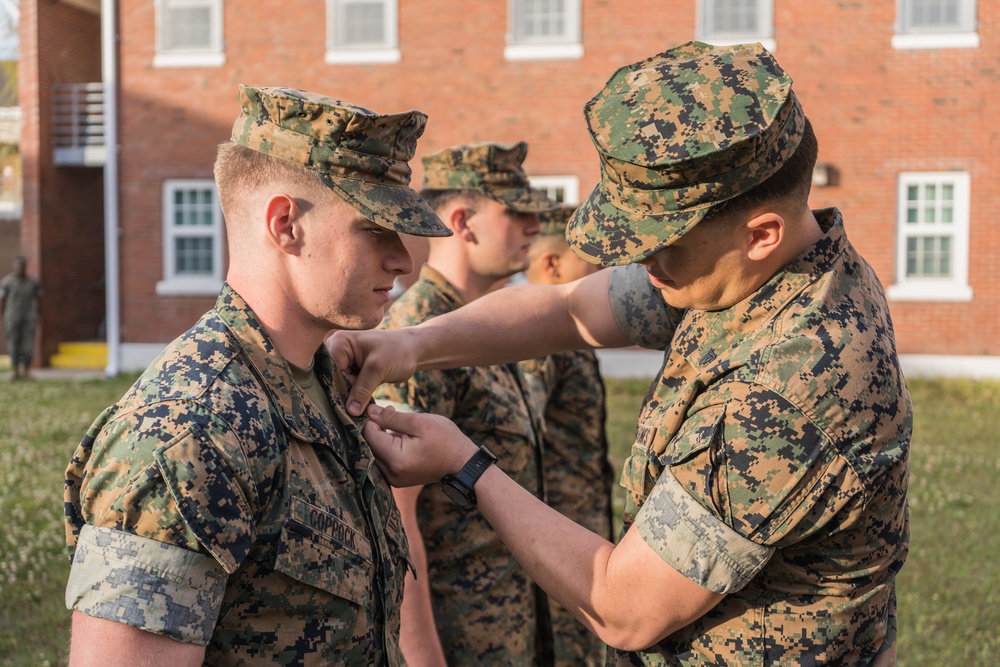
[
  {"xmin": 893, "ymin": 0, "xmax": 979, "ymax": 50},
  {"xmin": 697, "ymin": 0, "xmax": 776, "ymax": 52},
  {"xmin": 153, "ymin": 0, "xmax": 225, "ymax": 68},
  {"xmin": 529, "ymin": 175, "xmax": 580, "ymax": 205},
  {"xmin": 887, "ymin": 171, "xmax": 973, "ymax": 302},
  {"xmin": 326, "ymin": 0, "xmax": 400, "ymax": 64},
  {"xmin": 157, "ymin": 180, "xmax": 225, "ymax": 296},
  {"xmin": 505, "ymin": 0, "xmax": 583, "ymax": 62}
]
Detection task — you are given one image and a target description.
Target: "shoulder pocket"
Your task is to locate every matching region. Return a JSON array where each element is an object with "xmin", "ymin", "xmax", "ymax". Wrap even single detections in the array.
[
  {"xmin": 620, "ymin": 406, "xmax": 726, "ymax": 499},
  {"xmin": 620, "ymin": 421, "xmax": 661, "ymax": 499},
  {"xmin": 154, "ymin": 425, "xmax": 255, "ymax": 574},
  {"xmin": 661, "ymin": 404, "xmax": 726, "ymax": 467},
  {"xmin": 273, "ymin": 497, "xmax": 373, "ymax": 606}
]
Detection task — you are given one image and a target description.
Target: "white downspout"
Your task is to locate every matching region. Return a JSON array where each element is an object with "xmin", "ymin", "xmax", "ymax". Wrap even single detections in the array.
[{"xmin": 101, "ymin": 0, "xmax": 120, "ymax": 376}]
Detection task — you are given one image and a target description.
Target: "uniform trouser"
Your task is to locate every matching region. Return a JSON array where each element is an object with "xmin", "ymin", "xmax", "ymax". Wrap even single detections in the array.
[{"xmin": 5, "ymin": 318, "xmax": 36, "ymax": 367}]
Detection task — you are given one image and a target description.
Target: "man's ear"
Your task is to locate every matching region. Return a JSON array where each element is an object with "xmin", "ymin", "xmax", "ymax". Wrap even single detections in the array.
[
  {"xmin": 542, "ymin": 251, "xmax": 561, "ymax": 279},
  {"xmin": 448, "ymin": 204, "xmax": 477, "ymax": 243},
  {"xmin": 264, "ymin": 194, "xmax": 302, "ymax": 255},
  {"xmin": 745, "ymin": 212, "xmax": 784, "ymax": 261}
]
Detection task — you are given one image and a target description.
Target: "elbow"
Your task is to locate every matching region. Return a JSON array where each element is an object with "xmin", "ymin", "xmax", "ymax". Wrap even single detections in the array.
[{"xmin": 595, "ymin": 616, "xmax": 687, "ymax": 652}]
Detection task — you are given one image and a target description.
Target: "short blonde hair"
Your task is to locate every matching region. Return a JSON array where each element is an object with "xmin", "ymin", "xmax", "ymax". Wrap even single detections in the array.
[{"xmin": 213, "ymin": 141, "xmax": 318, "ymax": 218}]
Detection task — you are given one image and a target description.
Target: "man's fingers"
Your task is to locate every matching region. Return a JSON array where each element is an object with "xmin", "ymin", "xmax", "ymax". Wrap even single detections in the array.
[
  {"xmin": 366, "ymin": 403, "xmax": 417, "ymax": 435},
  {"xmin": 346, "ymin": 380, "xmax": 377, "ymax": 417}
]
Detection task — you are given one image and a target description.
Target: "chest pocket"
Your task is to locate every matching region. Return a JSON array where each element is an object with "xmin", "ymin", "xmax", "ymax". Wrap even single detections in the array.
[{"xmin": 273, "ymin": 496, "xmax": 373, "ymax": 607}]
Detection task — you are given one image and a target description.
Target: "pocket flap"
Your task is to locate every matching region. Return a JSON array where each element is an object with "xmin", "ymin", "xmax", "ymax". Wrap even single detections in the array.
[{"xmin": 154, "ymin": 426, "xmax": 255, "ymax": 575}]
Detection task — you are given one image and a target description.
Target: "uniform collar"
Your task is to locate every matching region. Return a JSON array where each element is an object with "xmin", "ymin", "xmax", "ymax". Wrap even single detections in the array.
[
  {"xmin": 414, "ymin": 264, "xmax": 467, "ymax": 309},
  {"xmin": 673, "ymin": 208, "xmax": 847, "ymax": 367},
  {"xmin": 214, "ymin": 284, "xmax": 369, "ymax": 449}
]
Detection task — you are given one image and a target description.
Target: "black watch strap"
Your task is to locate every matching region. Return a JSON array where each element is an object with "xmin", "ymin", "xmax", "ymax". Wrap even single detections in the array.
[{"xmin": 440, "ymin": 445, "xmax": 498, "ymax": 509}]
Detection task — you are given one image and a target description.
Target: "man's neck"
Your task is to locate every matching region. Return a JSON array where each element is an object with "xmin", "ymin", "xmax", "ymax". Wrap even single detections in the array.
[
  {"xmin": 426, "ymin": 261, "xmax": 506, "ymax": 304},
  {"xmin": 228, "ymin": 274, "xmax": 324, "ymax": 368}
]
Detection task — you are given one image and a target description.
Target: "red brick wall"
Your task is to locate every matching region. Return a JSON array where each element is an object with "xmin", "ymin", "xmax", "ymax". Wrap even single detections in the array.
[
  {"xmin": 21, "ymin": 1, "xmax": 105, "ymax": 365},
  {"xmin": 114, "ymin": 0, "xmax": 998, "ymax": 355}
]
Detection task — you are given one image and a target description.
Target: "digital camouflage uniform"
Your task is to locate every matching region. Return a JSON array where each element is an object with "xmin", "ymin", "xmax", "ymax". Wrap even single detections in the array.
[
  {"xmin": 0, "ymin": 263, "xmax": 41, "ymax": 370},
  {"xmin": 376, "ymin": 264, "xmax": 549, "ymax": 666},
  {"xmin": 562, "ymin": 43, "xmax": 910, "ymax": 665},
  {"xmin": 65, "ymin": 286, "xmax": 414, "ymax": 665},
  {"xmin": 607, "ymin": 211, "xmax": 909, "ymax": 665},
  {"xmin": 521, "ymin": 349, "xmax": 613, "ymax": 667},
  {"xmin": 520, "ymin": 207, "xmax": 614, "ymax": 667},
  {"xmin": 63, "ymin": 85, "xmax": 450, "ymax": 665},
  {"xmin": 372, "ymin": 140, "xmax": 557, "ymax": 665}
]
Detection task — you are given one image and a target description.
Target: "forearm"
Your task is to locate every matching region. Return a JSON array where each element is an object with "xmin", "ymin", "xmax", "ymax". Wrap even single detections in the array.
[
  {"xmin": 472, "ymin": 466, "xmax": 709, "ymax": 650},
  {"xmin": 69, "ymin": 611, "xmax": 206, "ymax": 666},
  {"xmin": 363, "ymin": 407, "xmax": 724, "ymax": 649},
  {"xmin": 408, "ymin": 272, "xmax": 627, "ymax": 371}
]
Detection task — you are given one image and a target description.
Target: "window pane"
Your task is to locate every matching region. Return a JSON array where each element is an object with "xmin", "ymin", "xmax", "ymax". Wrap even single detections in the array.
[
  {"xmin": 924, "ymin": 183, "xmax": 936, "ymax": 201},
  {"xmin": 709, "ymin": 0, "xmax": 758, "ymax": 34},
  {"xmin": 921, "ymin": 238, "xmax": 935, "ymax": 274},
  {"xmin": 342, "ymin": 1, "xmax": 386, "ymax": 46},
  {"xmin": 516, "ymin": 0, "xmax": 569, "ymax": 40},
  {"xmin": 164, "ymin": 5, "xmax": 212, "ymax": 50},
  {"xmin": 909, "ymin": 0, "xmax": 963, "ymax": 30},
  {"xmin": 905, "ymin": 237, "xmax": 918, "ymax": 276},
  {"xmin": 907, "ymin": 185, "xmax": 919, "ymax": 202},
  {"xmin": 925, "ymin": 206, "xmax": 935, "ymax": 223},
  {"xmin": 938, "ymin": 236, "xmax": 951, "ymax": 277},
  {"xmin": 906, "ymin": 205, "xmax": 918, "ymax": 224},
  {"xmin": 175, "ymin": 237, "xmax": 214, "ymax": 275},
  {"xmin": 942, "ymin": 205, "xmax": 953, "ymax": 224},
  {"xmin": 941, "ymin": 183, "xmax": 954, "ymax": 201},
  {"xmin": 172, "ymin": 187, "xmax": 215, "ymax": 227}
]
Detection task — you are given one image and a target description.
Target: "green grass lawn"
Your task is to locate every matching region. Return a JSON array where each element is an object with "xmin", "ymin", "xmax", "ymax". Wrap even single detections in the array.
[{"xmin": 1, "ymin": 374, "xmax": 997, "ymax": 665}]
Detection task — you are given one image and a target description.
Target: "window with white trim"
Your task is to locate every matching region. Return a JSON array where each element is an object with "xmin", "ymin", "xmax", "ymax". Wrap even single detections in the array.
[
  {"xmin": 154, "ymin": 0, "xmax": 225, "ymax": 68},
  {"xmin": 157, "ymin": 180, "xmax": 225, "ymax": 296},
  {"xmin": 893, "ymin": 0, "xmax": 979, "ymax": 49},
  {"xmin": 326, "ymin": 0, "xmax": 400, "ymax": 64},
  {"xmin": 529, "ymin": 175, "xmax": 580, "ymax": 205},
  {"xmin": 887, "ymin": 172, "xmax": 973, "ymax": 302},
  {"xmin": 506, "ymin": 0, "xmax": 583, "ymax": 61},
  {"xmin": 697, "ymin": 0, "xmax": 775, "ymax": 51}
]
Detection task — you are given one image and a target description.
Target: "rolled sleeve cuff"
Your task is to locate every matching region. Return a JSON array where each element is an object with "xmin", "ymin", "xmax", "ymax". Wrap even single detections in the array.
[
  {"xmin": 65, "ymin": 524, "xmax": 227, "ymax": 645},
  {"xmin": 635, "ymin": 469, "xmax": 774, "ymax": 594}
]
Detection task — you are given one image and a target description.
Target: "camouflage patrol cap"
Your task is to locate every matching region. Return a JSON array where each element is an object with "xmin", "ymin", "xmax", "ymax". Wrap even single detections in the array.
[
  {"xmin": 538, "ymin": 204, "xmax": 577, "ymax": 237},
  {"xmin": 567, "ymin": 41, "xmax": 807, "ymax": 266},
  {"xmin": 231, "ymin": 85, "xmax": 450, "ymax": 238},
  {"xmin": 421, "ymin": 142, "xmax": 559, "ymax": 213}
]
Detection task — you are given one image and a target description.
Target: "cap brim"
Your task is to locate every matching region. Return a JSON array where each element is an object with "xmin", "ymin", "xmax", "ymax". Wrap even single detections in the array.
[
  {"xmin": 566, "ymin": 182, "xmax": 706, "ymax": 266},
  {"xmin": 484, "ymin": 187, "xmax": 561, "ymax": 214},
  {"xmin": 320, "ymin": 175, "xmax": 452, "ymax": 238}
]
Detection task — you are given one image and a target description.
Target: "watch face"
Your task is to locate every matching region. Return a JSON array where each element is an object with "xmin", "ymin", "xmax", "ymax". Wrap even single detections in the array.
[{"xmin": 441, "ymin": 479, "xmax": 475, "ymax": 509}]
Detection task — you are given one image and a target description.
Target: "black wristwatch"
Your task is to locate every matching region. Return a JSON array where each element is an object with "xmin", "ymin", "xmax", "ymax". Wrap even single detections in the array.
[{"xmin": 440, "ymin": 445, "xmax": 499, "ymax": 509}]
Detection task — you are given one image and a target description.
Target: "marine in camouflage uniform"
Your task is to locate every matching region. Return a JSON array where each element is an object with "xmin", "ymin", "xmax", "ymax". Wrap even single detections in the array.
[
  {"xmin": 332, "ymin": 42, "xmax": 910, "ymax": 667},
  {"xmin": 375, "ymin": 142, "xmax": 559, "ymax": 666},
  {"xmin": 0, "ymin": 256, "xmax": 42, "ymax": 380},
  {"xmin": 562, "ymin": 42, "xmax": 910, "ymax": 665},
  {"xmin": 520, "ymin": 205, "xmax": 614, "ymax": 667},
  {"xmin": 63, "ymin": 85, "xmax": 451, "ymax": 665}
]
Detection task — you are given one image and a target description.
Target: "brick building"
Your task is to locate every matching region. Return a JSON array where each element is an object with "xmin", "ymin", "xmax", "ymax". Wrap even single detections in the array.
[{"xmin": 19, "ymin": 0, "xmax": 1000, "ymax": 376}]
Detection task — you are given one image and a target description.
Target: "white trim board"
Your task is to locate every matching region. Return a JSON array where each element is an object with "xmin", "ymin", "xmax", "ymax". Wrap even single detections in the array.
[{"xmin": 595, "ymin": 349, "xmax": 1000, "ymax": 381}]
